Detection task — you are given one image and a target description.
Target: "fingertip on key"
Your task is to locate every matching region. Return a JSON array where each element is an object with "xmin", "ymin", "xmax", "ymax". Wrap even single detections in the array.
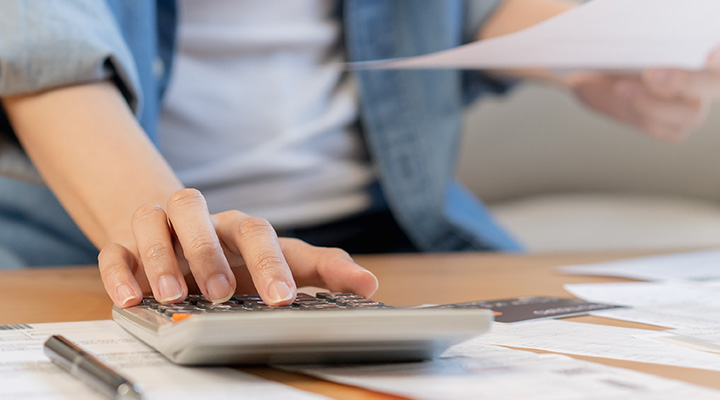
[
  {"xmin": 267, "ymin": 281, "xmax": 294, "ymax": 305},
  {"xmin": 206, "ymin": 274, "xmax": 234, "ymax": 304},
  {"xmin": 116, "ymin": 284, "xmax": 140, "ymax": 307},
  {"xmin": 355, "ymin": 265, "xmax": 379, "ymax": 297},
  {"xmin": 157, "ymin": 275, "xmax": 185, "ymax": 303}
]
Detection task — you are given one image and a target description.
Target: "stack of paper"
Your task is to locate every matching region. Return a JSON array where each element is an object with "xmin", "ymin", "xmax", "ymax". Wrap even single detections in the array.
[
  {"xmin": 559, "ymin": 249, "xmax": 720, "ymax": 356},
  {"xmin": 290, "ymin": 338, "xmax": 720, "ymax": 400}
]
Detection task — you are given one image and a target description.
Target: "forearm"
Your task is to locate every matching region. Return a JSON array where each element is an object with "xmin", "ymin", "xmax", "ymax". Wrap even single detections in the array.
[
  {"xmin": 1, "ymin": 82, "xmax": 183, "ymax": 248},
  {"xmin": 480, "ymin": 0, "xmax": 577, "ymax": 40}
]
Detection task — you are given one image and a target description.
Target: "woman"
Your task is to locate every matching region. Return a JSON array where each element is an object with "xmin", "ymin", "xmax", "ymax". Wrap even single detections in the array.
[{"xmin": 0, "ymin": 0, "xmax": 717, "ymax": 308}]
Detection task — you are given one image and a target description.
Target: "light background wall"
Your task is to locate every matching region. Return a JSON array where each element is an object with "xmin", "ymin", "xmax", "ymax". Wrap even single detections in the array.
[{"xmin": 457, "ymin": 83, "xmax": 720, "ymax": 251}]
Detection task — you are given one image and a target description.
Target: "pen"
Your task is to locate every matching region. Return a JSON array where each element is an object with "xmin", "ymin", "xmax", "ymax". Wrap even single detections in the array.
[{"xmin": 43, "ymin": 335, "xmax": 144, "ymax": 400}]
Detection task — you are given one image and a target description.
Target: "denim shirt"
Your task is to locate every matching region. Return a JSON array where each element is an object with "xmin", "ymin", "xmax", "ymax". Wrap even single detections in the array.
[{"xmin": 0, "ymin": 0, "xmax": 522, "ymax": 252}]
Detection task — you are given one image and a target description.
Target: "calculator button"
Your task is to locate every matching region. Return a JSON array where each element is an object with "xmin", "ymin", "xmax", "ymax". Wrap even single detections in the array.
[
  {"xmin": 207, "ymin": 304, "xmax": 233, "ymax": 310},
  {"xmin": 299, "ymin": 303, "xmax": 340, "ymax": 310},
  {"xmin": 316, "ymin": 292, "xmax": 353, "ymax": 299},
  {"xmin": 233, "ymin": 294, "xmax": 262, "ymax": 300},
  {"xmin": 165, "ymin": 308, "xmax": 202, "ymax": 317},
  {"xmin": 206, "ymin": 308, "xmax": 247, "ymax": 313},
  {"xmin": 139, "ymin": 292, "xmax": 390, "ymax": 315},
  {"xmin": 345, "ymin": 302, "xmax": 386, "ymax": 308},
  {"xmin": 334, "ymin": 299, "xmax": 374, "ymax": 306},
  {"xmin": 171, "ymin": 313, "xmax": 194, "ymax": 322}
]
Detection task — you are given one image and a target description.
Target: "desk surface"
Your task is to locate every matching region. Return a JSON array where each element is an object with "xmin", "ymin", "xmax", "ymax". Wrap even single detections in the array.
[{"xmin": 2, "ymin": 252, "xmax": 718, "ymax": 399}]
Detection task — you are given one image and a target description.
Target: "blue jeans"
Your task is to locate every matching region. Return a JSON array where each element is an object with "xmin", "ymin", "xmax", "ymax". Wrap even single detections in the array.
[{"xmin": 0, "ymin": 177, "xmax": 97, "ymax": 268}]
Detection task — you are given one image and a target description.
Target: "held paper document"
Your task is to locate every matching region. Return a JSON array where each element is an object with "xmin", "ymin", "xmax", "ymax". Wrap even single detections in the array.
[
  {"xmin": 0, "ymin": 320, "xmax": 328, "ymax": 400},
  {"xmin": 365, "ymin": 0, "xmax": 720, "ymax": 71},
  {"xmin": 289, "ymin": 343, "xmax": 720, "ymax": 400}
]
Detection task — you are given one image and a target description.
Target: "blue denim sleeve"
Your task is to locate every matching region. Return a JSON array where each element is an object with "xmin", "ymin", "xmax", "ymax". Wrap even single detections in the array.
[
  {"xmin": 462, "ymin": 0, "xmax": 519, "ymax": 104},
  {"xmin": 0, "ymin": 0, "xmax": 142, "ymax": 113}
]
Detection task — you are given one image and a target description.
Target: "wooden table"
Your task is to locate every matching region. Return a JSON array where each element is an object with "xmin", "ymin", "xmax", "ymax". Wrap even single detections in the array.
[{"xmin": 2, "ymin": 252, "xmax": 718, "ymax": 399}]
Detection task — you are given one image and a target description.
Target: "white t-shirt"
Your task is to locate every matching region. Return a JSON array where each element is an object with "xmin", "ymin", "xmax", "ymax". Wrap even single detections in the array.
[{"xmin": 158, "ymin": 0, "xmax": 375, "ymax": 229}]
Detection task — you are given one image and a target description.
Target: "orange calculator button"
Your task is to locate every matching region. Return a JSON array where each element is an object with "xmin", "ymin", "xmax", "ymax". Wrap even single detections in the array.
[{"xmin": 172, "ymin": 313, "xmax": 193, "ymax": 322}]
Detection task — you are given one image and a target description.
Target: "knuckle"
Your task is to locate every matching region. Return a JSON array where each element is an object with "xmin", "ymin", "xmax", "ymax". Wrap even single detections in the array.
[
  {"xmin": 97, "ymin": 244, "xmax": 133, "ymax": 281},
  {"xmin": 132, "ymin": 203, "xmax": 165, "ymax": 224},
  {"xmin": 142, "ymin": 241, "xmax": 173, "ymax": 263},
  {"xmin": 98, "ymin": 243, "xmax": 124, "ymax": 265},
  {"xmin": 167, "ymin": 188, "xmax": 205, "ymax": 210},
  {"xmin": 235, "ymin": 216, "xmax": 274, "ymax": 240},
  {"xmin": 252, "ymin": 251, "xmax": 286, "ymax": 274},
  {"xmin": 186, "ymin": 238, "xmax": 221, "ymax": 259},
  {"xmin": 217, "ymin": 210, "xmax": 245, "ymax": 225},
  {"xmin": 103, "ymin": 267, "xmax": 127, "ymax": 286},
  {"xmin": 327, "ymin": 247, "xmax": 351, "ymax": 260}
]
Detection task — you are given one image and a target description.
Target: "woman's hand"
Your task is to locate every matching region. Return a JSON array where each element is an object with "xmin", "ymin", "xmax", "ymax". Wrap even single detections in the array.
[
  {"xmin": 98, "ymin": 188, "xmax": 379, "ymax": 308},
  {"xmin": 569, "ymin": 48, "xmax": 720, "ymax": 142},
  {"xmin": 2, "ymin": 83, "xmax": 376, "ymax": 309}
]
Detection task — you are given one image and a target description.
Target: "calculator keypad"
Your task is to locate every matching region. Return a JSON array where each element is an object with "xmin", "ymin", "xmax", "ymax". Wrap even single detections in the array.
[{"xmin": 141, "ymin": 292, "xmax": 389, "ymax": 321}]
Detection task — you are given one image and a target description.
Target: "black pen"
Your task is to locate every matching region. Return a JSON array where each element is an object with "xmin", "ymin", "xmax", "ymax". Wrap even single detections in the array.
[{"xmin": 43, "ymin": 335, "xmax": 144, "ymax": 400}]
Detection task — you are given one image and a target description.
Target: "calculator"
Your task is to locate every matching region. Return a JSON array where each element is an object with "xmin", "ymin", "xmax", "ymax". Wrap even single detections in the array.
[{"xmin": 112, "ymin": 292, "xmax": 492, "ymax": 365}]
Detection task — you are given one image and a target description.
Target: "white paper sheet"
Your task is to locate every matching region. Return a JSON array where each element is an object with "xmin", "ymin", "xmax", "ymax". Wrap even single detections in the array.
[
  {"xmin": 650, "ymin": 328, "xmax": 720, "ymax": 354},
  {"xmin": 558, "ymin": 249, "xmax": 720, "ymax": 282},
  {"xmin": 587, "ymin": 302, "xmax": 720, "ymax": 330},
  {"xmin": 289, "ymin": 343, "xmax": 720, "ymax": 400},
  {"xmin": 564, "ymin": 281, "xmax": 720, "ymax": 307},
  {"xmin": 471, "ymin": 320, "xmax": 720, "ymax": 371},
  {"xmin": 368, "ymin": 0, "xmax": 720, "ymax": 71},
  {"xmin": 0, "ymin": 320, "xmax": 327, "ymax": 400}
]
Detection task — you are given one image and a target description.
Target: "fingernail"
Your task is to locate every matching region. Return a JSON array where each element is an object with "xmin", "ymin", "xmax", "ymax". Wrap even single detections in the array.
[
  {"xmin": 157, "ymin": 275, "xmax": 183, "ymax": 303},
  {"xmin": 268, "ymin": 281, "xmax": 294, "ymax": 304},
  {"xmin": 356, "ymin": 264, "xmax": 379, "ymax": 294},
  {"xmin": 206, "ymin": 274, "xmax": 233, "ymax": 303},
  {"xmin": 116, "ymin": 284, "xmax": 138, "ymax": 306}
]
